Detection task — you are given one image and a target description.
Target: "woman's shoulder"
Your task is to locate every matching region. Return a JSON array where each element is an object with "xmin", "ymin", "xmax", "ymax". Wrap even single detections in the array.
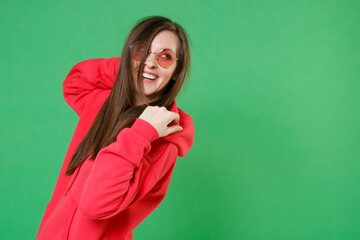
[
  {"xmin": 177, "ymin": 107, "xmax": 193, "ymax": 122},
  {"xmin": 161, "ymin": 105, "xmax": 195, "ymax": 157}
]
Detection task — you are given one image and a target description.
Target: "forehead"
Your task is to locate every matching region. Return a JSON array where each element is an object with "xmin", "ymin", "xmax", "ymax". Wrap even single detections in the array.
[{"xmin": 150, "ymin": 30, "xmax": 179, "ymax": 53}]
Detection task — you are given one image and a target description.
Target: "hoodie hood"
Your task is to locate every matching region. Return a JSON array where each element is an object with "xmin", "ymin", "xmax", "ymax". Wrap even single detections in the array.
[{"xmin": 161, "ymin": 100, "xmax": 194, "ymax": 157}]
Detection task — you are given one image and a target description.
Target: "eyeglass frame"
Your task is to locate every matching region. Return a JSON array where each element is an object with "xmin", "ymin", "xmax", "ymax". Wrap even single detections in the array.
[{"xmin": 129, "ymin": 42, "xmax": 178, "ymax": 68}]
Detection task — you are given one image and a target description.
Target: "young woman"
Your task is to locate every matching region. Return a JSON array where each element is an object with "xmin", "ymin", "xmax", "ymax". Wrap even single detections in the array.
[{"xmin": 36, "ymin": 16, "xmax": 194, "ymax": 240}]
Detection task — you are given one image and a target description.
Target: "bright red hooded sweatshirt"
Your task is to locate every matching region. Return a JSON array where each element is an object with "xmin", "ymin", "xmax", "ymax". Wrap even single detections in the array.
[{"xmin": 36, "ymin": 57, "xmax": 194, "ymax": 240}]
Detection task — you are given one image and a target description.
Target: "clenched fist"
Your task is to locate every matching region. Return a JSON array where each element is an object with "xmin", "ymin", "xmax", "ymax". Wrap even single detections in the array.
[{"xmin": 138, "ymin": 106, "xmax": 183, "ymax": 138}]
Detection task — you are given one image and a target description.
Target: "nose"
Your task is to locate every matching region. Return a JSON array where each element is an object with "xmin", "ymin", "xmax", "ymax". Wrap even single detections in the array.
[{"xmin": 144, "ymin": 52, "xmax": 157, "ymax": 68}]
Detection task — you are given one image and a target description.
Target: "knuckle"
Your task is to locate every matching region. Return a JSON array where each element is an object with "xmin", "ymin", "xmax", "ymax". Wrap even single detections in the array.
[{"xmin": 167, "ymin": 112, "xmax": 173, "ymax": 119}]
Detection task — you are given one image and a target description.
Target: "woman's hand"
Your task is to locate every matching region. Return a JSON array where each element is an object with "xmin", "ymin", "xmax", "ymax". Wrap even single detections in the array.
[{"xmin": 138, "ymin": 106, "xmax": 183, "ymax": 138}]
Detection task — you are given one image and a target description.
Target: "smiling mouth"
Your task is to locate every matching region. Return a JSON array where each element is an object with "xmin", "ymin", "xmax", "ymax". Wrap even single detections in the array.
[{"xmin": 142, "ymin": 72, "xmax": 159, "ymax": 81}]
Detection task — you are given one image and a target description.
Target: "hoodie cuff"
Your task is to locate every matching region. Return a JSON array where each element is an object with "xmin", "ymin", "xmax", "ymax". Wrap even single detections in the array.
[{"xmin": 131, "ymin": 118, "xmax": 159, "ymax": 143}]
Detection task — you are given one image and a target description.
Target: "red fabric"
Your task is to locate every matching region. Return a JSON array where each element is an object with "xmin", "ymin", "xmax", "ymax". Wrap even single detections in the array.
[{"xmin": 36, "ymin": 57, "xmax": 194, "ymax": 240}]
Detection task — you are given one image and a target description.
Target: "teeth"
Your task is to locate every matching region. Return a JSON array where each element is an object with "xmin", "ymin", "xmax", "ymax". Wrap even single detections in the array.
[{"xmin": 142, "ymin": 72, "xmax": 157, "ymax": 80}]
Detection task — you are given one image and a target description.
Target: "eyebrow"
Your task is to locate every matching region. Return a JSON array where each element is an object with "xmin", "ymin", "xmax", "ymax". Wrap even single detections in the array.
[{"xmin": 150, "ymin": 43, "xmax": 176, "ymax": 52}]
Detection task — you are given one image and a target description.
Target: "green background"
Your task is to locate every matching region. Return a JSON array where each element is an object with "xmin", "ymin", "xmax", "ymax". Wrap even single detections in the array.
[{"xmin": 1, "ymin": 0, "xmax": 360, "ymax": 239}]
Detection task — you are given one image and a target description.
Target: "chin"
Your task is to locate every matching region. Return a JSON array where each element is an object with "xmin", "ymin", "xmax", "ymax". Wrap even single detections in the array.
[{"xmin": 143, "ymin": 89, "xmax": 155, "ymax": 96}]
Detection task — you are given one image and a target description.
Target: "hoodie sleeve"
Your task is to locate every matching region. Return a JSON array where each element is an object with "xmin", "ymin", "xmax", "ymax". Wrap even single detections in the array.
[
  {"xmin": 78, "ymin": 118, "xmax": 179, "ymax": 220},
  {"xmin": 63, "ymin": 57, "xmax": 120, "ymax": 117}
]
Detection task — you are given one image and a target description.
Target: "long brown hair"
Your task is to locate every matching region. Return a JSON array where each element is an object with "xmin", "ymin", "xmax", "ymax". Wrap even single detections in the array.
[{"xmin": 65, "ymin": 16, "xmax": 191, "ymax": 175}]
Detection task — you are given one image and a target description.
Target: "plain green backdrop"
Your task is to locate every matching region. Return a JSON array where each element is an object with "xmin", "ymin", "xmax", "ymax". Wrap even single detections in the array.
[{"xmin": 1, "ymin": 0, "xmax": 360, "ymax": 239}]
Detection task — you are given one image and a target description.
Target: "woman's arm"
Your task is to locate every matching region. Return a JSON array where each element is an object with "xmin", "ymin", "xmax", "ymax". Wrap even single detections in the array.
[
  {"xmin": 78, "ymin": 118, "xmax": 179, "ymax": 220},
  {"xmin": 38, "ymin": 57, "xmax": 120, "ymax": 230},
  {"xmin": 63, "ymin": 57, "xmax": 120, "ymax": 117}
]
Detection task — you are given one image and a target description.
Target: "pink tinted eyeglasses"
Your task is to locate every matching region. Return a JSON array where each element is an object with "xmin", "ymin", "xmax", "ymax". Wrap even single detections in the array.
[{"xmin": 130, "ymin": 43, "xmax": 178, "ymax": 68}]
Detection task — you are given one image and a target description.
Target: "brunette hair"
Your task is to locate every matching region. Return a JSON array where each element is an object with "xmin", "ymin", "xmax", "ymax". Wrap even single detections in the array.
[{"xmin": 65, "ymin": 16, "xmax": 191, "ymax": 175}]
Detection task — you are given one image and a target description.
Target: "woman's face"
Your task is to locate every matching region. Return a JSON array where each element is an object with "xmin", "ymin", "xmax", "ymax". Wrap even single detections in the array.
[{"xmin": 131, "ymin": 30, "xmax": 179, "ymax": 105}]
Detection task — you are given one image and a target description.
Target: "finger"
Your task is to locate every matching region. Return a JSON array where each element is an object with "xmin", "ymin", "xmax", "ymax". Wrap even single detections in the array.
[
  {"xmin": 170, "ymin": 112, "xmax": 180, "ymax": 123},
  {"xmin": 167, "ymin": 125, "xmax": 183, "ymax": 135}
]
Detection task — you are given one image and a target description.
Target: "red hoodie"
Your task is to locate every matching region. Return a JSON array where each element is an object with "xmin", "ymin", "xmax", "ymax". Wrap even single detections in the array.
[{"xmin": 36, "ymin": 57, "xmax": 194, "ymax": 240}]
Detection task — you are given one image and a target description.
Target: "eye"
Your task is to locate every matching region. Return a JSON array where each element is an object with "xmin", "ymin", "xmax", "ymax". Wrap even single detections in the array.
[
  {"xmin": 160, "ymin": 54, "xmax": 172, "ymax": 60},
  {"xmin": 133, "ymin": 45, "xmax": 146, "ymax": 60},
  {"xmin": 159, "ymin": 49, "xmax": 175, "ymax": 61}
]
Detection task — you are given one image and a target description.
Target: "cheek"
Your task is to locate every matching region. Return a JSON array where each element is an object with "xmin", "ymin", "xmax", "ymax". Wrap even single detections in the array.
[
  {"xmin": 162, "ymin": 71, "xmax": 172, "ymax": 81},
  {"xmin": 165, "ymin": 68, "xmax": 176, "ymax": 80},
  {"xmin": 161, "ymin": 72, "xmax": 174, "ymax": 85}
]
